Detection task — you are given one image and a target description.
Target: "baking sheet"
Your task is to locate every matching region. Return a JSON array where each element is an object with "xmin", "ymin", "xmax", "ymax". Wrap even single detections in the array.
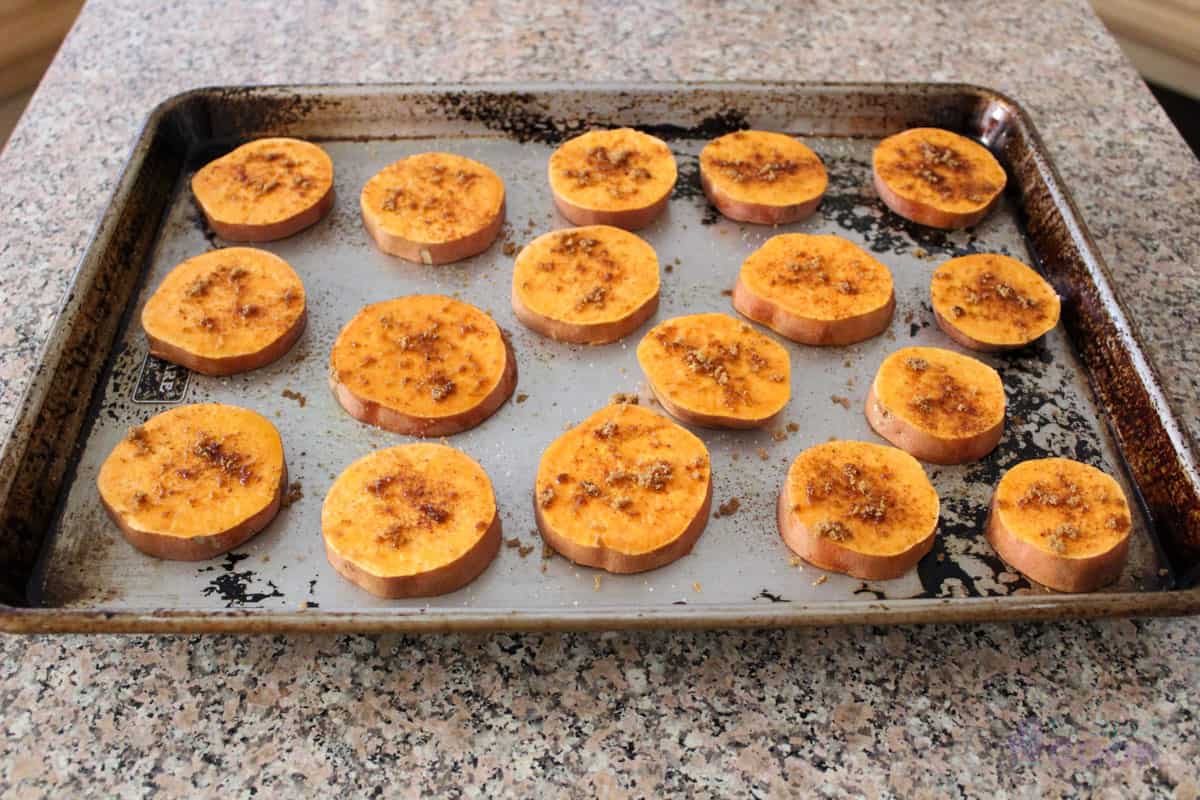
[{"xmin": 32, "ymin": 130, "xmax": 1169, "ymax": 616}]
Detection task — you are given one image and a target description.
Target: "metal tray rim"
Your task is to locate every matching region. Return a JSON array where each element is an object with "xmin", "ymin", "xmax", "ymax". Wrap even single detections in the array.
[{"xmin": 3, "ymin": 80, "xmax": 1197, "ymax": 634}]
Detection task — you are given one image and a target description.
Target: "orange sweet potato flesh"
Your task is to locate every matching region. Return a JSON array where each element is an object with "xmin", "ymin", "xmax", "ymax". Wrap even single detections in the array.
[
  {"xmin": 360, "ymin": 152, "xmax": 505, "ymax": 265},
  {"xmin": 700, "ymin": 130, "xmax": 827, "ymax": 224},
  {"xmin": 191, "ymin": 137, "xmax": 334, "ymax": 242},
  {"xmin": 548, "ymin": 128, "xmax": 677, "ymax": 230},
  {"xmin": 97, "ymin": 403, "xmax": 286, "ymax": 561},
  {"xmin": 141, "ymin": 247, "xmax": 306, "ymax": 376},
  {"xmin": 866, "ymin": 346, "xmax": 1006, "ymax": 464},
  {"xmin": 330, "ymin": 295, "xmax": 516, "ymax": 437},
  {"xmin": 873, "ymin": 128, "xmax": 1006, "ymax": 230},
  {"xmin": 511, "ymin": 225, "xmax": 660, "ymax": 344},
  {"xmin": 931, "ymin": 253, "xmax": 1061, "ymax": 351},
  {"xmin": 534, "ymin": 403, "xmax": 712, "ymax": 573},
  {"xmin": 986, "ymin": 457, "xmax": 1131, "ymax": 592},
  {"xmin": 322, "ymin": 443, "xmax": 501, "ymax": 598},
  {"xmin": 733, "ymin": 233, "xmax": 894, "ymax": 345},
  {"xmin": 778, "ymin": 440, "xmax": 939, "ymax": 580},
  {"xmin": 636, "ymin": 313, "xmax": 791, "ymax": 429}
]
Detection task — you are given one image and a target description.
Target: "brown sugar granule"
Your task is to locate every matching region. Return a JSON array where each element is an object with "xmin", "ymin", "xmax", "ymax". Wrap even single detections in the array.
[
  {"xmin": 609, "ymin": 392, "xmax": 639, "ymax": 405},
  {"xmin": 192, "ymin": 435, "xmax": 254, "ymax": 485},
  {"xmin": 816, "ymin": 520, "xmax": 851, "ymax": 542},
  {"xmin": 594, "ymin": 420, "xmax": 619, "ymax": 440},
  {"xmin": 575, "ymin": 285, "xmax": 608, "ymax": 311},
  {"xmin": 516, "ymin": 393, "xmax": 529, "ymax": 404},
  {"xmin": 538, "ymin": 486, "xmax": 556, "ymax": 508},
  {"xmin": 714, "ymin": 497, "xmax": 741, "ymax": 518},
  {"xmin": 637, "ymin": 460, "xmax": 673, "ymax": 491},
  {"xmin": 367, "ymin": 475, "xmax": 396, "ymax": 496},
  {"xmin": 831, "ymin": 395, "xmax": 850, "ymax": 409},
  {"xmin": 579, "ymin": 480, "xmax": 602, "ymax": 497},
  {"xmin": 905, "ymin": 357, "xmax": 929, "ymax": 372},
  {"xmin": 281, "ymin": 389, "xmax": 307, "ymax": 407},
  {"xmin": 430, "ymin": 379, "xmax": 456, "ymax": 402},
  {"xmin": 127, "ymin": 425, "xmax": 150, "ymax": 453},
  {"xmin": 419, "ymin": 503, "xmax": 449, "ymax": 524},
  {"xmin": 281, "ymin": 481, "xmax": 304, "ymax": 508}
]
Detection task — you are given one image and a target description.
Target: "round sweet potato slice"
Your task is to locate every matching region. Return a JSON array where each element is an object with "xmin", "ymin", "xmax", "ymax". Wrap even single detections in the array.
[
  {"xmin": 986, "ymin": 457, "xmax": 1132, "ymax": 592},
  {"xmin": 360, "ymin": 152, "xmax": 505, "ymax": 264},
  {"xmin": 534, "ymin": 402, "xmax": 712, "ymax": 573},
  {"xmin": 191, "ymin": 137, "xmax": 334, "ymax": 242},
  {"xmin": 547, "ymin": 128, "xmax": 677, "ymax": 230},
  {"xmin": 931, "ymin": 253, "xmax": 1061, "ymax": 351},
  {"xmin": 141, "ymin": 247, "xmax": 306, "ymax": 376},
  {"xmin": 511, "ymin": 225, "xmax": 660, "ymax": 344},
  {"xmin": 323, "ymin": 443, "xmax": 501, "ymax": 598},
  {"xmin": 866, "ymin": 346, "xmax": 1006, "ymax": 464},
  {"xmin": 330, "ymin": 295, "xmax": 516, "ymax": 437},
  {"xmin": 699, "ymin": 130, "xmax": 827, "ymax": 224},
  {"xmin": 778, "ymin": 440, "xmax": 939, "ymax": 580},
  {"xmin": 733, "ymin": 233, "xmax": 895, "ymax": 345},
  {"xmin": 97, "ymin": 403, "xmax": 287, "ymax": 561},
  {"xmin": 636, "ymin": 313, "xmax": 791, "ymax": 429},
  {"xmin": 872, "ymin": 128, "xmax": 1006, "ymax": 230}
]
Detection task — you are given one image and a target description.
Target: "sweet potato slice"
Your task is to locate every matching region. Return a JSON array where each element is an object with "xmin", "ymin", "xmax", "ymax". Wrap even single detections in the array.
[
  {"xmin": 733, "ymin": 233, "xmax": 894, "ymax": 345},
  {"xmin": 548, "ymin": 128, "xmax": 677, "ymax": 230},
  {"xmin": 931, "ymin": 253, "xmax": 1061, "ymax": 351},
  {"xmin": 141, "ymin": 247, "xmax": 306, "ymax": 376},
  {"xmin": 330, "ymin": 295, "xmax": 516, "ymax": 436},
  {"xmin": 866, "ymin": 346, "xmax": 1005, "ymax": 464},
  {"xmin": 636, "ymin": 313, "xmax": 791, "ymax": 429},
  {"xmin": 361, "ymin": 152, "xmax": 505, "ymax": 264},
  {"xmin": 699, "ymin": 130, "xmax": 827, "ymax": 224},
  {"xmin": 778, "ymin": 440, "xmax": 939, "ymax": 580},
  {"xmin": 511, "ymin": 225, "xmax": 660, "ymax": 344},
  {"xmin": 191, "ymin": 137, "xmax": 334, "ymax": 242},
  {"xmin": 534, "ymin": 403, "xmax": 712, "ymax": 573},
  {"xmin": 986, "ymin": 457, "xmax": 1132, "ymax": 592},
  {"xmin": 323, "ymin": 443, "xmax": 501, "ymax": 598},
  {"xmin": 97, "ymin": 404, "xmax": 286, "ymax": 561},
  {"xmin": 872, "ymin": 128, "xmax": 1006, "ymax": 229}
]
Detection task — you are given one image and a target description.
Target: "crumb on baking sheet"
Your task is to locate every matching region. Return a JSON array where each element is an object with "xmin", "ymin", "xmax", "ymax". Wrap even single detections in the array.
[
  {"xmin": 772, "ymin": 430, "xmax": 787, "ymax": 442},
  {"xmin": 282, "ymin": 389, "xmax": 307, "ymax": 407},
  {"xmin": 282, "ymin": 481, "xmax": 304, "ymax": 508},
  {"xmin": 831, "ymin": 395, "xmax": 850, "ymax": 409},
  {"xmin": 714, "ymin": 497, "xmax": 741, "ymax": 518},
  {"xmin": 789, "ymin": 555, "xmax": 803, "ymax": 568},
  {"xmin": 757, "ymin": 447, "xmax": 769, "ymax": 462},
  {"xmin": 787, "ymin": 422, "xmax": 799, "ymax": 433},
  {"xmin": 813, "ymin": 574, "xmax": 828, "ymax": 586},
  {"xmin": 693, "ymin": 581, "xmax": 702, "ymax": 593},
  {"xmin": 593, "ymin": 574, "xmax": 602, "ymax": 591},
  {"xmin": 516, "ymin": 393, "xmax": 529, "ymax": 403}
]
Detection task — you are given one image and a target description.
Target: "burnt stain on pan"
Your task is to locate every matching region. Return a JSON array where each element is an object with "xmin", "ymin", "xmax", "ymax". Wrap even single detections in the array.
[
  {"xmin": 436, "ymin": 91, "xmax": 588, "ymax": 144},
  {"xmin": 200, "ymin": 551, "xmax": 285, "ymax": 608}
]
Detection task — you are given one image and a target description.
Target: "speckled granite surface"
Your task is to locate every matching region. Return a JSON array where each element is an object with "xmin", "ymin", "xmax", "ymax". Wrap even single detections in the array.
[{"xmin": 1, "ymin": 0, "xmax": 1199, "ymax": 796}]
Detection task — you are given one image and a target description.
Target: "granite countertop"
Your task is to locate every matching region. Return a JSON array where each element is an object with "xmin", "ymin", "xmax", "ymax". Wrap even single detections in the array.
[{"xmin": 2, "ymin": 0, "xmax": 1199, "ymax": 795}]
